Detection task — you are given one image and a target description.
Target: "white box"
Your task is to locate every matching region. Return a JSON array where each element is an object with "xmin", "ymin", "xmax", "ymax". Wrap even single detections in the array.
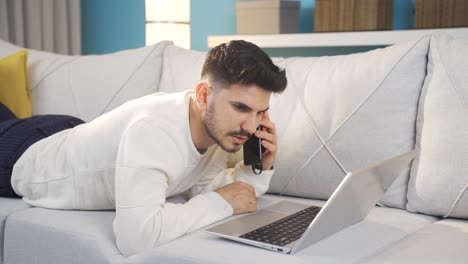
[{"xmin": 236, "ymin": 0, "xmax": 300, "ymax": 35}]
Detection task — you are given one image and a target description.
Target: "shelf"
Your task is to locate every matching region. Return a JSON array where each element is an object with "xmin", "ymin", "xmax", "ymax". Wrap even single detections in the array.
[{"xmin": 208, "ymin": 28, "xmax": 468, "ymax": 48}]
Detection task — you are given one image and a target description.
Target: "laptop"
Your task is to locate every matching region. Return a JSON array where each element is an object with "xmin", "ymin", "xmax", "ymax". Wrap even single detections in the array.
[{"xmin": 206, "ymin": 151, "xmax": 415, "ymax": 254}]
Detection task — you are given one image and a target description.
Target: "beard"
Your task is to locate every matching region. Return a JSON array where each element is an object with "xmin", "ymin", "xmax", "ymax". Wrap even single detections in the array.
[{"xmin": 203, "ymin": 102, "xmax": 251, "ymax": 153}]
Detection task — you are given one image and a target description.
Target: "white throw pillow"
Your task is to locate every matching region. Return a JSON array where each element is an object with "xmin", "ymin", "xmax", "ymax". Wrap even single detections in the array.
[
  {"xmin": 0, "ymin": 38, "xmax": 64, "ymax": 66},
  {"xmin": 268, "ymin": 36, "xmax": 430, "ymax": 209},
  {"xmin": 407, "ymin": 33, "xmax": 468, "ymax": 218},
  {"xmin": 9, "ymin": 40, "xmax": 171, "ymax": 121},
  {"xmin": 159, "ymin": 44, "xmax": 207, "ymax": 93}
]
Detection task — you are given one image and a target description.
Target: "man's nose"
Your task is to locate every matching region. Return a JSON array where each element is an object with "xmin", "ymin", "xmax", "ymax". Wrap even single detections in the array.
[{"xmin": 242, "ymin": 114, "xmax": 259, "ymax": 135}]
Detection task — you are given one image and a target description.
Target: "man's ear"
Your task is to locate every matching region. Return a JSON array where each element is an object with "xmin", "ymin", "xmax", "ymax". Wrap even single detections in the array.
[{"xmin": 195, "ymin": 82, "xmax": 210, "ymax": 111}]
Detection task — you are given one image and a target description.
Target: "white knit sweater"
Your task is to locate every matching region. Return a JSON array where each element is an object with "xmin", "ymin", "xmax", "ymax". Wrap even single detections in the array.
[{"xmin": 11, "ymin": 90, "xmax": 273, "ymax": 256}]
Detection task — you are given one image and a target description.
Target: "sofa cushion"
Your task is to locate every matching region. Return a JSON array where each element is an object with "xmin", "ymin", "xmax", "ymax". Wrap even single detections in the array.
[
  {"xmin": 2, "ymin": 195, "xmax": 185, "ymax": 264},
  {"xmin": 358, "ymin": 219, "xmax": 468, "ymax": 264},
  {"xmin": 0, "ymin": 39, "xmax": 53, "ymax": 65},
  {"xmin": 4, "ymin": 208, "xmax": 120, "ymax": 264},
  {"xmin": 0, "ymin": 38, "xmax": 171, "ymax": 122},
  {"xmin": 3, "ymin": 194, "xmax": 437, "ymax": 264},
  {"xmin": 0, "ymin": 40, "xmax": 22, "ymax": 59},
  {"xmin": 0, "ymin": 198, "xmax": 30, "ymax": 263},
  {"xmin": 159, "ymin": 44, "xmax": 206, "ymax": 93},
  {"xmin": 267, "ymin": 36, "xmax": 430, "ymax": 209},
  {"xmin": 406, "ymin": 33, "xmax": 468, "ymax": 219},
  {"xmin": 29, "ymin": 41, "xmax": 171, "ymax": 122}
]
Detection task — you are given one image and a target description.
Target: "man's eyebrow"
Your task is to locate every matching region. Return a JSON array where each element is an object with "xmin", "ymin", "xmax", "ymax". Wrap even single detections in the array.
[{"xmin": 230, "ymin": 101, "xmax": 270, "ymax": 112}]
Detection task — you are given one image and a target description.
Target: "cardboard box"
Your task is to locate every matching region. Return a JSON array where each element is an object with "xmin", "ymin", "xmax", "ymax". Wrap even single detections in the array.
[
  {"xmin": 236, "ymin": 0, "xmax": 300, "ymax": 34},
  {"xmin": 414, "ymin": 0, "xmax": 468, "ymax": 29},
  {"xmin": 315, "ymin": 0, "xmax": 393, "ymax": 32}
]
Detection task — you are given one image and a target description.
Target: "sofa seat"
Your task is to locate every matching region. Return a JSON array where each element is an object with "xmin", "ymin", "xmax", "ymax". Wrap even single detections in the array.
[
  {"xmin": 4, "ymin": 208, "xmax": 120, "ymax": 264},
  {"xmin": 359, "ymin": 218, "xmax": 468, "ymax": 264},
  {"xmin": 3, "ymin": 194, "xmax": 439, "ymax": 264},
  {"xmin": 0, "ymin": 198, "xmax": 31, "ymax": 264}
]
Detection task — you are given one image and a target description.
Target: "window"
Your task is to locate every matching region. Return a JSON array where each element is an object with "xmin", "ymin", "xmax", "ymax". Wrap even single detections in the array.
[{"xmin": 145, "ymin": 0, "xmax": 191, "ymax": 49}]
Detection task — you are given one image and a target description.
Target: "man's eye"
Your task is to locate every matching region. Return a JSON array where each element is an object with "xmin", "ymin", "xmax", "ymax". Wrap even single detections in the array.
[{"xmin": 234, "ymin": 105, "xmax": 249, "ymax": 112}]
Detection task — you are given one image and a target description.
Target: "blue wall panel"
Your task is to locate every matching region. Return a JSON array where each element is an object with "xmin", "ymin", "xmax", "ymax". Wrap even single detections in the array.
[
  {"xmin": 191, "ymin": 0, "xmax": 237, "ymax": 51},
  {"xmin": 81, "ymin": 0, "xmax": 145, "ymax": 55},
  {"xmin": 81, "ymin": 0, "xmax": 415, "ymax": 57},
  {"xmin": 190, "ymin": 0, "xmax": 415, "ymax": 56}
]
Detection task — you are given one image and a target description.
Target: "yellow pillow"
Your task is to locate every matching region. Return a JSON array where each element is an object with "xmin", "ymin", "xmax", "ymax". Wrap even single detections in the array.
[{"xmin": 0, "ymin": 50, "xmax": 32, "ymax": 118}]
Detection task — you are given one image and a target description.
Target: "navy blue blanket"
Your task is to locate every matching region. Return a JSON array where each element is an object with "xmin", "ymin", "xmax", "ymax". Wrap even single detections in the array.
[{"xmin": 0, "ymin": 103, "xmax": 84, "ymax": 197}]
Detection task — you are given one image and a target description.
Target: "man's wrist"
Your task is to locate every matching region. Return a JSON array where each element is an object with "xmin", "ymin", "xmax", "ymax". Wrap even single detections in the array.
[{"xmin": 204, "ymin": 192, "xmax": 233, "ymax": 216}]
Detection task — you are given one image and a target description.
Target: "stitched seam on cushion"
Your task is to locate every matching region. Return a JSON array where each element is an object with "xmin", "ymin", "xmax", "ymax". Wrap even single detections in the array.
[
  {"xmin": 155, "ymin": 44, "xmax": 167, "ymax": 93},
  {"xmin": 300, "ymin": 101, "xmax": 347, "ymax": 173},
  {"xmin": 30, "ymin": 56, "xmax": 81, "ymax": 91},
  {"xmin": 279, "ymin": 37, "xmax": 426, "ymax": 199},
  {"xmin": 434, "ymin": 37, "xmax": 468, "ymax": 115},
  {"xmin": 168, "ymin": 48, "xmax": 177, "ymax": 94},
  {"xmin": 444, "ymin": 184, "xmax": 468, "ymax": 218},
  {"xmin": 280, "ymin": 98, "xmax": 347, "ymax": 195},
  {"xmin": 279, "ymin": 145, "xmax": 325, "ymax": 195},
  {"xmin": 279, "ymin": 99, "xmax": 326, "ymax": 194},
  {"xmin": 323, "ymin": 143, "xmax": 347, "ymax": 173},
  {"xmin": 66, "ymin": 61, "xmax": 84, "ymax": 124},
  {"xmin": 99, "ymin": 44, "xmax": 162, "ymax": 116},
  {"xmin": 327, "ymin": 36, "xmax": 427, "ymax": 142},
  {"xmin": 278, "ymin": 61, "xmax": 320, "ymax": 195},
  {"xmin": 279, "ymin": 61, "xmax": 349, "ymax": 195}
]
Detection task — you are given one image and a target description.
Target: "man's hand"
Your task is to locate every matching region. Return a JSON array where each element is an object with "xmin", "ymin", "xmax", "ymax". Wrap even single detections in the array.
[
  {"xmin": 215, "ymin": 181, "xmax": 256, "ymax": 215},
  {"xmin": 255, "ymin": 112, "xmax": 277, "ymax": 171}
]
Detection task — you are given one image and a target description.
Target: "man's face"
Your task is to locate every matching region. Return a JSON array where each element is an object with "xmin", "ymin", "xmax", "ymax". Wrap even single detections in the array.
[{"xmin": 203, "ymin": 84, "xmax": 271, "ymax": 153}]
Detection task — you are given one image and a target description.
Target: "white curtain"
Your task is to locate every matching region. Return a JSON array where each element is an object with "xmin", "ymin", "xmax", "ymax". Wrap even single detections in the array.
[{"xmin": 0, "ymin": 0, "xmax": 81, "ymax": 55}]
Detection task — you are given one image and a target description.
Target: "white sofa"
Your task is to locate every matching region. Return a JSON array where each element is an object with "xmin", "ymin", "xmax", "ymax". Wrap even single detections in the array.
[{"xmin": 1, "ymin": 32, "xmax": 468, "ymax": 263}]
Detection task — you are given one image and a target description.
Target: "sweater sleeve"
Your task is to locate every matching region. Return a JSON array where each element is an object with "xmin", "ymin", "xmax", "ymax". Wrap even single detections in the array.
[
  {"xmin": 184, "ymin": 148, "xmax": 274, "ymax": 199},
  {"xmin": 113, "ymin": 119, "xmax": 232, "ymax": 257}
]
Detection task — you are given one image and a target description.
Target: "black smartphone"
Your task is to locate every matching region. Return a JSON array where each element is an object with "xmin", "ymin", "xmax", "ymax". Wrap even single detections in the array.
[{"xmin": 243, "ymin": 126, "xmax": 264, "ymax": 173}]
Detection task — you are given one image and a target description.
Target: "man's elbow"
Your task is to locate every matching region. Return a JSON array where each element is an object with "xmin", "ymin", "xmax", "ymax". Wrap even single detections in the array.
[
  {"xmin": 114, "ymin": 225, "xmax": 145, "ymax": 256},
  {"xmin": 113, "ymin": 216, "xmax": 162, "ymax": 257}
]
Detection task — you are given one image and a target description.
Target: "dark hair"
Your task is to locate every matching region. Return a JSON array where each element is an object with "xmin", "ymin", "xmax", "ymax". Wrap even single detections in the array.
[{"xmin": 201, "ymin": 40, "xmax": 287, "ymax": 93}]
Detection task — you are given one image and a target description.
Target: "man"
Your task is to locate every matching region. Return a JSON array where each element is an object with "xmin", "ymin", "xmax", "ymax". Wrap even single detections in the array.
[{"xmin": 1, "ymin": 40, "xmax": 287, "ymax": 256}]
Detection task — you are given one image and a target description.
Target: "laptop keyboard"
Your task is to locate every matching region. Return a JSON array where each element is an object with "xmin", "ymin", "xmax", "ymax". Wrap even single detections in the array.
[{"xmin": 239, "ymin": 205, "xmax": 321, "ymax": 247}]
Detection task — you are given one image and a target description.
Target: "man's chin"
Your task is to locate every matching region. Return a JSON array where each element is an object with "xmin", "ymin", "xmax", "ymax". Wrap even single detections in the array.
[
  {"xmin": 208, "ymin": 133, "xmax": 243, "ymax": 153},
  {"xmin": 220, "ymin": 142, "xmax": 242, "ymax": 153}
]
